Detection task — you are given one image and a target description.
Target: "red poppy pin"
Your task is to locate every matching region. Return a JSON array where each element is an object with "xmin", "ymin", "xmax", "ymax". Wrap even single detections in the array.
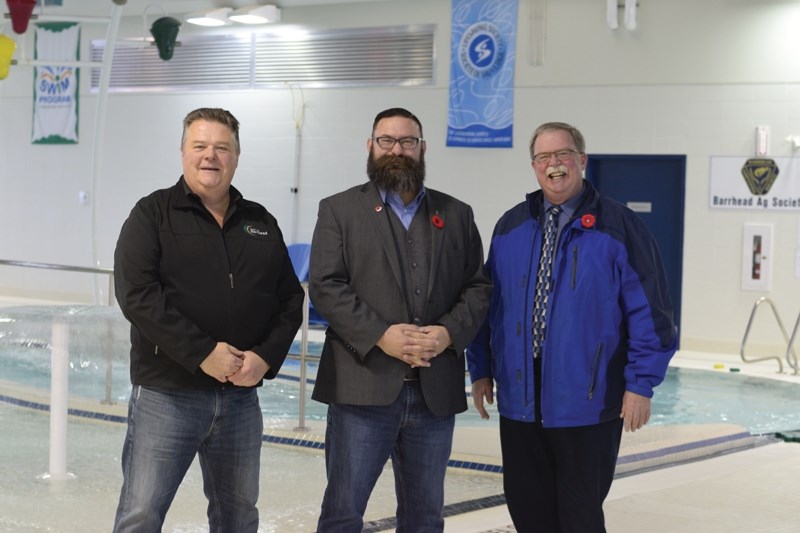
[
  {"xmin": 431, "ymin": 214, "xmax": 445, "ymax": 229},
  {"xmin": 581, "ymin": 213, "xmax": 596, "ymax": 229}
]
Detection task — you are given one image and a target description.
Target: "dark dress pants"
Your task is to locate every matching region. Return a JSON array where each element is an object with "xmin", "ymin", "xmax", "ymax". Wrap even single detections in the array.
[{"xmin": 499, "ymin": 415, "xmax": 623, "ymax": 533}]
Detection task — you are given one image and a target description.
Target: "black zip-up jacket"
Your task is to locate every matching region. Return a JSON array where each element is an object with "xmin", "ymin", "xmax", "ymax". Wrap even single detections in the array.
[{"xmin": 114, "ymin": 178, "xmax": 304, "ymax": 389}]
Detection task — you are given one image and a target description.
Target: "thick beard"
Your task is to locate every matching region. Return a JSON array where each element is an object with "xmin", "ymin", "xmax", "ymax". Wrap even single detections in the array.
[{"xmin": 367, "ymin": 149, "xmax": 426, "ymax": 194}]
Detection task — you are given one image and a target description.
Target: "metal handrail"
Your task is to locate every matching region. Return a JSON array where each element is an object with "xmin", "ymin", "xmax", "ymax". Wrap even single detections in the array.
[
  {"xmin": 0, "ymin": 259, "xmax": 113, "ymax": 274},
  {"xmin": 784, "ymin": 311, "xmax": 800, "ymax": 375},
  {"xmin": 739, "ymin": 297, "xmax": 789, "ymax": 373},
  {"xmin": 1, "ymin": 258, "xmax": 117, "ymax": 404},
  {"xmin": 0, "ymin": 258, "xmax": 316, "ymax": 427},
  {"xmin": 0, "ymin": 259, "xmax": 115, "ymax": 307}
]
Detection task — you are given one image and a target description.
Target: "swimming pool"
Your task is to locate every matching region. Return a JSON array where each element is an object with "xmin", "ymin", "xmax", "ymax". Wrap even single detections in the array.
[
  {"xmin": 0, "ymin": 305, "xmax": 507, "ymax": 532},
  {"xmin": 1, "ymin": 304, "xmax": 799, "ymax": 435},
  {"xmin": 1, "ymin": 304, "xmax": 797, "ymax": 531},
  {"xmin": 0, "ymin": 304, "xmax": 494, "ymax": 427}
]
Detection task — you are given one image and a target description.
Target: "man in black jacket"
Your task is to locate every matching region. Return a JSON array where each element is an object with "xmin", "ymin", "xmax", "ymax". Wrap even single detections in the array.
[{"xmin": 112, "ymin": 107, "xmax": 304, "ymax": 533}]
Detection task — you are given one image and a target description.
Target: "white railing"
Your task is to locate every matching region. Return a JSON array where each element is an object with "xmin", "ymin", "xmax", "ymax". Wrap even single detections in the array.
[
  {"xmin": 0, "ymin": 258, "xmax": 317, "ymax": 479},
  {"xmin": 740, "ymin": 297, "xmax": 799, "ymax": 374},
  {"xmin": 1, "ymin": 259, "xmax": 115, "ymax": 480}
]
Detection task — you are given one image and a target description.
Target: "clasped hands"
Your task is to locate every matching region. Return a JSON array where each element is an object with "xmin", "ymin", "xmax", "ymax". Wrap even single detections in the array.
[
  {"xmin": 377, "ymin": 323, "xmax": 451, "ymax": 368},
  {"xmin": 199, "ymin": 342, "xmax": 269, "ymax": 387}
]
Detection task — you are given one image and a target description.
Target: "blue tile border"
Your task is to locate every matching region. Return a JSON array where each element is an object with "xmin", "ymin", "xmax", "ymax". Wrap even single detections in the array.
[
  {"xmin": 4, "ymin": 390, "xmax": 762, "ymax": 480},
  {"xmin": 616, "ymin": 430, "xmax": 754, "ymax": 465},
  {"xmin": 0, "ymin": 391, "xmax": 505, "ymax": 474},
  {"xmin": 362, "ymin": 493, "xmax": 508, "ymax": 532},
  {"xmin": 0, "ymin": 393, "xmax": 128, "ymax": 424}
]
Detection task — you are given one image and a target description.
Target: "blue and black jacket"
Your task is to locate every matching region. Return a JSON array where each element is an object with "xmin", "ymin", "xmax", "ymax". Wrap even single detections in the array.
[{"xmin": 467, "ymin": 181, "xmax": 677, "ymax": 427}]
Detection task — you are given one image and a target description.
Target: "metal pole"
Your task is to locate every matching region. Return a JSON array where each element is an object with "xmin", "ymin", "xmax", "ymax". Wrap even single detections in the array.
[
  {"xmin": 91, "ymin": 1, "xmax": 124, "ymax": 304},
  {"xmin": 46, "ymin": 319, "xmax": 71, "ymax": 480},
  {"xmin": 294, "ymin": 283, "xmax": 310, "ymax": 431},
  {"xmin": 103, "ymin": 272, "xmax": 116, "ymax": 404},
  {"xmin": 103, "ymin": 315, "xmax": 114, "ymax": 404}
]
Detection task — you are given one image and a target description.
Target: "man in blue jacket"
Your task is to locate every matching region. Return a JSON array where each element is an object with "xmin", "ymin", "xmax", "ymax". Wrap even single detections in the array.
[{"xmin": 467, "ymin": 122, "xmax": 677, "ymax": 533}]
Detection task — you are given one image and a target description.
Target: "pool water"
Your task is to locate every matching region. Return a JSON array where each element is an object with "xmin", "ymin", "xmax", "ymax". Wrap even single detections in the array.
[
  {"xmin": 650, "ymin": 366, "xmax": 800, "ymax": 434},
  {"xmin": 0, "ymin": 335, "xmax": 498, "ymax": 428},
  {"xmin": 2, "ymin": 304, "xmax": 800, "ymax": 434}
]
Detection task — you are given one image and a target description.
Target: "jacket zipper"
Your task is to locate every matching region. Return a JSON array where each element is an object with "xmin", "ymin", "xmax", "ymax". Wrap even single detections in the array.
[
  {"xmin": 570, "ymin": 245, "xmax": 578, "ymax": 289},
  {"xmin": 587, "ymin": 342, "xmax": 603, "ymax": 399},
  {"xmin": 218, "ymin": 224, "xmax": 236, "ymax": 342},
  {"xmin": 217, "ymin": 222, "xmax": 233, "ymax": 290}
]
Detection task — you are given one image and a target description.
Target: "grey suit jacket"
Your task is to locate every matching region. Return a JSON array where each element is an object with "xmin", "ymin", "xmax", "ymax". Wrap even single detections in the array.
[{"xmin": 309, "ymin": 182, "xmax": 491, "ymax": 416}]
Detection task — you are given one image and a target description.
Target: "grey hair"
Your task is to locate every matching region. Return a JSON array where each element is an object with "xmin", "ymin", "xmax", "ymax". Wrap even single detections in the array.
[
  {"xmin": 181, "ymin": 108, "xmax": 241, "ymax": 154},
  {"xmin": 529, "ymin": 122, "xmax": 585, "ymax": 160}
]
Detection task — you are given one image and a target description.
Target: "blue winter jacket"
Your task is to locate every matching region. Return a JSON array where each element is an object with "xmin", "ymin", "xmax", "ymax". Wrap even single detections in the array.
[{"xmin": 467, "ymin": 181, "xmax": 677, "ymax": 427}]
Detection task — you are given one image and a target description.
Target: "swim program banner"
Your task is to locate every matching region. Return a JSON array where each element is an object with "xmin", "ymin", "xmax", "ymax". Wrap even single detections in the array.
[
  {"xmin": 32, "ymin": 22, "xmax": 80, "ymax": 144},
  {"xmin": 447, "ymin": 0, "xmax": 517, "ymax": 148}
]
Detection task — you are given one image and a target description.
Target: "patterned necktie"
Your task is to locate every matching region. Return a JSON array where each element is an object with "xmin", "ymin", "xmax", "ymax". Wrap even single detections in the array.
[{"xmin": 532, "ymin": 205, "xmax": 561, "ymax": 358}]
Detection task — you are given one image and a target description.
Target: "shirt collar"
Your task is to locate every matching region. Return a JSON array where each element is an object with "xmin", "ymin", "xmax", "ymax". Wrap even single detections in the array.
[
  {"xmin": 543, "ymin": 181, "xmax": 585, "ymax": 220},
  {"xmin": 379, "ymin": 186, "xmax": 426, "ymax": 210}
]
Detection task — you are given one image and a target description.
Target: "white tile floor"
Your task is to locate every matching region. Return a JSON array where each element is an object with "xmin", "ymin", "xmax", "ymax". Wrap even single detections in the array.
[
  {"xmin": 440, "ymin": 350, "xmax": 800, "ymax": 533},
  {"xmin": 442, "ymin": 442, "xmax": 800, "ymax": 532}
]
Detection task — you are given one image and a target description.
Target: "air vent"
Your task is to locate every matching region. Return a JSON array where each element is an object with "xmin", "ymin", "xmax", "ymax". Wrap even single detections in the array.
[{"xmin": 90, "ymin": 25, "xmax": 435, "ymax": 92}]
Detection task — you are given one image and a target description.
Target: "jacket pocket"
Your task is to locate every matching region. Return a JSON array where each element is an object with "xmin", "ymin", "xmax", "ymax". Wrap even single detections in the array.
[
  {"xmin": 570, "ymin": 245, "xmax": 578, "ymax": 290},
  {"xmin": 587, "ymin": 342, "xmax": 603, "ymax": 399}
]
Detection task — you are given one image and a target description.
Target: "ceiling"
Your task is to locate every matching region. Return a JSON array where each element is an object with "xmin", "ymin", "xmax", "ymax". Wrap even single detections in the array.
[{"xmin": 27, "ymin": 0, "xmax": 393, "ymax": 18}]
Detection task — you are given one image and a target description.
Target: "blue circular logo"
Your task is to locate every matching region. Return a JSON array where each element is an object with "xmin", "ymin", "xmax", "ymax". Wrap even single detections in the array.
[{"xmin": 458, "ymin": 22, "xmax": 504, "ymax": 79}]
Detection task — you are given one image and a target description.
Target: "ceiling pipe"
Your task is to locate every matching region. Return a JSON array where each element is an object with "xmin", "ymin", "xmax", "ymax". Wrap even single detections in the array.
[
  {"xmin": 624, "ymin": 0, "xmax": 637, "ymax": 30},
  {"xmin": 606, "ymin": 0, "xmax": 618, "ymax": 30}
]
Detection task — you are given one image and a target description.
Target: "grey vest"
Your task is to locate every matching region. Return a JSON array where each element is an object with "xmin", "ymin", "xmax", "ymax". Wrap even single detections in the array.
[{"xmin": 385, "ymin": 200, "xmax": 431, "ymax": 378}]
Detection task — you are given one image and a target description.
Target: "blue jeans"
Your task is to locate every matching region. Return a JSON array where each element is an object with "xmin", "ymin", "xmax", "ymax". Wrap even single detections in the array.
[
  {"xmin": 316, "ymin": 381, "xmax": 456, "ymax": 533},
  {"xmin": 112, "ymin": 385, "xmax": 264, "ymax": 533}
]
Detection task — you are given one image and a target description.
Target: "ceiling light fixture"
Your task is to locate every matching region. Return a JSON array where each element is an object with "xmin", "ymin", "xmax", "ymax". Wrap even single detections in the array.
[
  {"xmin": 185, "ymin": 7, "xmax": 232, "ymax": 27},
  {"xmin": 228, "ymin": 5, "xmax": 281, "ymax": 24},
  {"xmin": 150, "ymin": 17, "xmax": 181, "ymax": 60},
  {"xmin": 142, "ymin": 4, "xmax": 181, "ymax": 61}
]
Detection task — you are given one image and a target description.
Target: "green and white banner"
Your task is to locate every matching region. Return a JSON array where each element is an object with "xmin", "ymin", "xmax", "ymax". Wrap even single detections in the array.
[{"xmin": 32, "ymin": 22, "xmax": 80, "ymax": 144}]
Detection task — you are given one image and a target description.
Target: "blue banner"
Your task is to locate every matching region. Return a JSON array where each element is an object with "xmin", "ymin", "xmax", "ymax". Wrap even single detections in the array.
[{"xmin": 447, "ymin": 0, "xmax": 517, "ymax": 148}]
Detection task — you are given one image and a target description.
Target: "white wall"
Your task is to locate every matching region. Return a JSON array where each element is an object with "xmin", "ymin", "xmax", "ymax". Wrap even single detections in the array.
[{"xmin": 1, "ymin": 0, "xmax": 799, "ymax": 355}]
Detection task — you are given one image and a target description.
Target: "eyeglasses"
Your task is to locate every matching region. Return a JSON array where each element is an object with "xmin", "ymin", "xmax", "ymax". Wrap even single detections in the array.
[
  {"xmin": 372, "ymin": 136, "xmax": 423, "ymax": 150},
  {"xmin": 532, "ymin": 149, "xmax": 581, "ymax": 165}
]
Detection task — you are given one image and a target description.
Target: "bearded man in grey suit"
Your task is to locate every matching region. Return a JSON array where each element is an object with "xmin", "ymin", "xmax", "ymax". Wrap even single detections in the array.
[{"xmin": 309, "ymin": 107, "xmax": 491, "ymax": 532}]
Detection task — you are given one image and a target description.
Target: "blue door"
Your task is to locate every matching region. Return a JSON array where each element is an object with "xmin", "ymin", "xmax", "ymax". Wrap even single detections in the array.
[{"xmin": 586, "ymin": 155, "xmax": 685, "ymax": 336}]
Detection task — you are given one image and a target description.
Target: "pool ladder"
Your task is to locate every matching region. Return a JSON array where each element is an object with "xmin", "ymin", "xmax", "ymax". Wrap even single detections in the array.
[{"xmin": 740, "ymin": 297, "xmax": 799, "ymax": 374}]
